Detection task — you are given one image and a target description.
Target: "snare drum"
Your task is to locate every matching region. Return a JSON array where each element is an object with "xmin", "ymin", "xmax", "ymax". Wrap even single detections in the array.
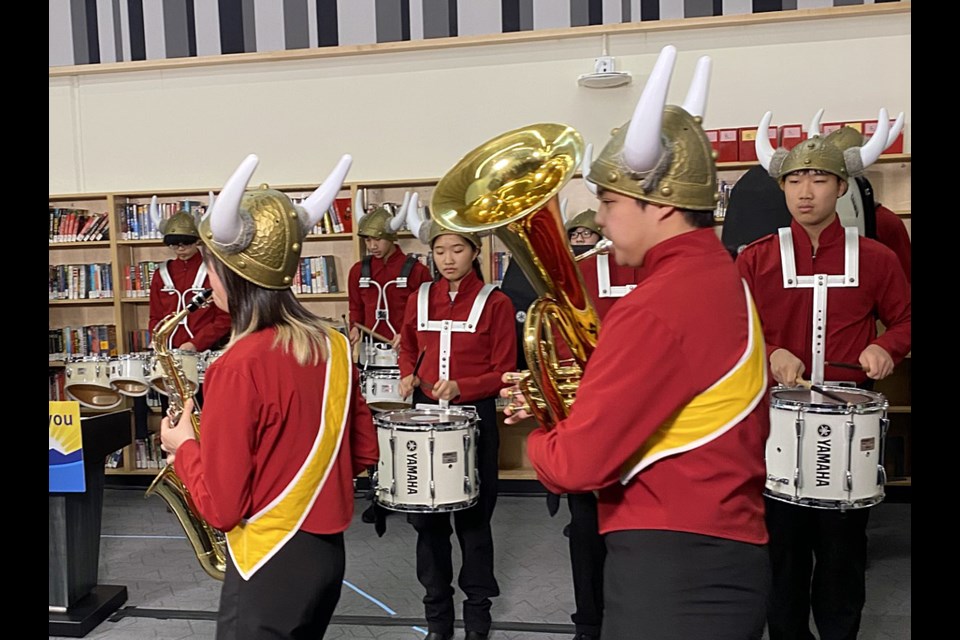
[
  {"xmin": 358, "ymin": 341, "xmax": 399, "ymax": 368},
  {"xmin": 148, "ymin": 350, "xmax": 200, "ymax": 396},
  {"xmin": 361, "ymin": 369, "xmax": 412, "ymax": 412},
  {"xmin": 108, "ymin": 352, "xmax": 152, "ymax": 397},
  {"xmin": 64, "ymin": 355, "xmax": 123, "ymax": 409},
  {"xmin": 765, "ymin": 385, "xmax": 888, "ymax": 510},
  {"xmin": 198, "ymin": 350, "xmax": 223, "ymax": 384},
  {"xmin": 374, "ymin": 406, "xmax": 479, "ymax": 513}
]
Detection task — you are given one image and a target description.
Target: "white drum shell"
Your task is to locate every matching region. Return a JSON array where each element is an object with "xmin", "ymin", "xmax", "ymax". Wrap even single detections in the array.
[
  {"xmin": 198, "ymin": 350, "xmax": 223, "ymax": 384},
  {"xmin": 765, "ymin": 386, "xmax": 888, "ymax": 510},
  {"xmin": 65, "ymin": 356, "xmax": 123, "ymax": 409},
  {"xmin": 108, "ymin": 352, "xmax": 152, "ymax": 397},
  {"xmin": 374, "ymin": 408, "xmax": 479, "ymax": 512},
  {"xmin": 361, "ymin": 369, "xmax": 412, "ymax": 412},
  {"xmin": 358, "ymin": 341, "xmax": 399, "ymax": 368},
  {"xmin": 149, "ymin": 350, "xmax": 200, "ymax": 396}
]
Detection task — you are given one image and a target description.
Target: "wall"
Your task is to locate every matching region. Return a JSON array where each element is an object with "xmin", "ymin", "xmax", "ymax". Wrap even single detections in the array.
[{"xmin": 49, "ymin": 4, "xmax": 910, "ymax": 195}]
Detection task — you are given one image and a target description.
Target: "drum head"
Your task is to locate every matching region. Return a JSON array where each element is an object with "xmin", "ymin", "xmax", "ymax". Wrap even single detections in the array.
[
  {"xmin": 771, "ymin": 387, "xmax": 884, "ymax": 410},
  {"xmin": 375, "ymin": 407, "xmax": 475, "ymax": 430}
]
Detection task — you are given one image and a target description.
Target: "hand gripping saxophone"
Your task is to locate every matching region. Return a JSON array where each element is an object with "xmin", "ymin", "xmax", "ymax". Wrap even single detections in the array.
[{"xmin": 144, "ymin": 287, "xmax": 227, "ymax": 581}]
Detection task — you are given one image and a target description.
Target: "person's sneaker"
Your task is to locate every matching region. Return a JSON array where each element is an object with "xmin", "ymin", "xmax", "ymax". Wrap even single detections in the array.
[{"xmin": 361, "ymin": 504, "xmax": 377, "ymax": 524}]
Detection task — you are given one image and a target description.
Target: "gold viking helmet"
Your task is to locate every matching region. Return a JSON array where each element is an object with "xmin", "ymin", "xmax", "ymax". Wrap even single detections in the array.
[
  {"xmin": 200, "ymin": 153, "xmax": 353, "ymax": 289},
  {"xmin": 354, "ymin": 190, "xmax": 408, "ymax": 241},
  {"xmin": 148, "ymin": 196, "xmax": 201, "ymax": 240},
  {"xmin": 588, "ymin": 46, "xmax": 718, "ymax": 211},
  {"xmin": 755, "ymin": 107, "xmax": 893, "ymax": 182},
  {"xmin": 564, "ymin": 208, "xmax": 600, "ymax": 235},
  {"xmin": 819, "ymin": 109, "xmax": 906, "ymax": 156},
  {"xmin": 426, "ymin": 219, "xmax": 482, "ymax": 250}
]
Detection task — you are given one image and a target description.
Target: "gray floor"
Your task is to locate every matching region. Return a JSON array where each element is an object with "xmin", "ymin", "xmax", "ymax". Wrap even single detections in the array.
[{"xmin": 53, "ymin": 487, "xmax": 911, "ymax": 640}]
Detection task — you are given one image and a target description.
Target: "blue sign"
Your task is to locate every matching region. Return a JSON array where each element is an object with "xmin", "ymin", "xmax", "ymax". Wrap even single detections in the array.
[{"xmin": 49, "ymin": 401, "xmax": 85, "ymax": 492}]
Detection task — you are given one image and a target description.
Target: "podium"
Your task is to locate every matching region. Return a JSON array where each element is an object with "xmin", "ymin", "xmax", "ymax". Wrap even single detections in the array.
[{"xmin": 49, "ymin": 409, "xmax": 132, "ymax": 637}]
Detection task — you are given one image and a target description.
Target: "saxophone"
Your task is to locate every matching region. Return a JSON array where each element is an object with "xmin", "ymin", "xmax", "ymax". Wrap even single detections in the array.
[{"xmin": 144, "ymin": 288, "xmax": 227, "ymax": 581}]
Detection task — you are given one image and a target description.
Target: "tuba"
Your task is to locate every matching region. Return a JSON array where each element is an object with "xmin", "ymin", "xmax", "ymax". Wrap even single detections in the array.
[
  {"xmin": 431, "ymin": 123, "xmax": 597, "ymax": 428},
  {"xmin": 144, "ymin": 288, "xmax": 227, "ymax": 581}
]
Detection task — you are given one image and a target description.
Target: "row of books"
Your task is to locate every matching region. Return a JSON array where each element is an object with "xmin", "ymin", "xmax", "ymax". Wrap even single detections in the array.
[
  {"xmin": 118, "ymin": 200, "xmax": 204, "ymax": 240},
  {"xmin": 491, "ymin": 251, "xmax": 512, "ymax": 284},
  {"xmin": 296, "ymin": 196, "xmax": 353, "ymax": 234},
  {"xmin": 49, "ymin": 263, "xmax": 114, "ymax": 300},
  {"xmin": 49, "ymin": 368, "xmax": 67, "ymax": 401},
  {"xmin": 293, "ymin": 255, "xmax": 340, "ymax": 294},
  {"xmin": 49, "ymin": 324, "xmax": 119, "ymax": 360},
  {"xmin": 49, "ymin": 208, "xmax": 111, "ymax": 243},
  {"xmin": 132, "ymin": 435, "xmax": 169, "ymax": 470},
  {"xmin": 128, "ymin": 329, "xmax": 154, "ymax": 353},
  {"xmin": 123, "ymin": 261, "xmax": 161, "ymax": 297}
]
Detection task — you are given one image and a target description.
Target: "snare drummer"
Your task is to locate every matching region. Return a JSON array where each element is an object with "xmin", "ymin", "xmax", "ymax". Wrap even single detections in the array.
[
  {"xmin": 347, "ymin": 195, "xmax": 432, "ymax": 354},
  {"xmin": 396, "ymin": 219, "xmax": 516, "ymax": 640},
  {"xmin": 736, "ymin": 110, "xmax": 911, "ymax": 640}
]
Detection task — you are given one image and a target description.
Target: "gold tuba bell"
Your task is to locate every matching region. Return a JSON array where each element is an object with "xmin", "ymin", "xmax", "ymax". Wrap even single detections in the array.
[{"xmin": 432, "ymin": 123, "xmax": 598, "ymax": 428}]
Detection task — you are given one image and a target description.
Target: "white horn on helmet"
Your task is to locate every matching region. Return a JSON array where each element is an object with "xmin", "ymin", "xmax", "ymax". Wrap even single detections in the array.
[
  {"xmin": 680, "ymin": 55, "xmax": 711, "ymax": 118},
  {"xmin": 301, "ymin": 154, "xmax": 353, "ymax": 229},
  {"xmin": 209, "ymin": 154, "xmax": 260, "ymax": 245},
  {"xmin": 755, "ymin": 111, "xmax": 776, "ymax": 172},
  {"xmin": 808, "ymin": 108, "xmax": 825, "ymax": 138},
  {"xmin": 859, "ymin": 108, "xmax": 890, "ymax": 169},
  {"xmin": 622, "ymin": 44, "xmax": 676, "ymax": 172},
  {"xmin": 390, "ymin": 191, "xmax": 412, "ymax": 233},
  {"xmin": 149, "ymin": 195, "xmax": 161, "ymax": 231},
  {"xmin": 581, "ymin": 143, "xmax": 598, "ymax": 195}
]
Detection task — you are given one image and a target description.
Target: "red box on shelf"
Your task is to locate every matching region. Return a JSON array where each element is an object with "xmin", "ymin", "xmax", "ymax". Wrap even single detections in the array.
[
  {"xmin": 705, "ymin": 129, "xmax": 719, "ymax": 155},
  {"xmin": 778, "ymin": 124, "xmax": 806, "ymax": 150},
  {"xmin": 863, "ymin": 119, "xmax": 904, "ymax": 154},
  {"xmin": 333, "ymin": 197, "xmax": 353, "ymax": 233},
  {"xmin": 738, "ymin": 127, "xmax": 778, "ymax": 162},
  {"xmin": 717, "ymin": 128, "xmax": 739, "ymax": 163}
]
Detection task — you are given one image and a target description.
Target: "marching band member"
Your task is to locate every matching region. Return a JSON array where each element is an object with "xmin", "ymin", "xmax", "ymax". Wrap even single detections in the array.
[
  {"xmin": 737, "ymin": 110, "xmax": 911, "ymax": 640},
  {"xmin": 565, "ymin": 207, "xmax": 603, "ymax": 247},
  {"xmin": 397, "ymin": 215, "xmax": 516, "ymax": 640},
  {"xmin": 504, "ymin": 46, "xmax": 772, "ymax": 639},
  {"xmin": 347, "ymin": 192, "xmax": 432, "ymax": 352},
  {"xmin": 160, "ymin": 154, "xmax": 379, "ymax": 640}
]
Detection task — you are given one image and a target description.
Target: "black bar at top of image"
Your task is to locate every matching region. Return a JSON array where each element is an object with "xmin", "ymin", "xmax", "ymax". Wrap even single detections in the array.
[
  {"xmin": 448, "ymin": 0, "xmax": 458, "ymax": 36},
  {"xmin": 218, "ymin": 0, "xmax": 245, "ymax": 54},
  {"xmin": 401, "ymin": 0, "xmax": 411, "ymax": 41},
  {"xmin": 84, "ymin": 0, "xmax": 101, "ymax": 63},
  {"xmin": 127, "ymin": 0, "xmax": 146, "ymax": 61},
  {"xmin": 502, "ymin": 0, "xmax": 521, "ymax": 32},
  {"xmin": 588, "ymin": 0, "xmax": 603, "ymax": 25},
  {"xmin": 752, "ymin": 0, "xmax": 783, "ymax": 13},
  {"xmin": 640, "ymin": 0, "xmax": 658, "ymax": 21},
  {"xmin": 316, "ymin": 0, "xmax": 339, "ymax": 47},
  {"xmin": 186, "ymin": 0, "xmax": 197, "ymax": 57}
]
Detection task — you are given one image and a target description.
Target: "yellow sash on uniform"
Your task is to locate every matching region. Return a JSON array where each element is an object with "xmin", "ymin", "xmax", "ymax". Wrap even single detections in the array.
[
  {"xmin": 226, "ymin": 330, "xmax": 352, "ymax": 580},
  {"xmin": 620, "ymin": 281, "xmax": 767, "ymax": 484}
]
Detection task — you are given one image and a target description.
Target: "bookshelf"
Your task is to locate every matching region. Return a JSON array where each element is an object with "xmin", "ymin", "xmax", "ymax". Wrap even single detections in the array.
[{"xmin": 49, "ymin": 154, "xmax": 911, "ymax": 483}]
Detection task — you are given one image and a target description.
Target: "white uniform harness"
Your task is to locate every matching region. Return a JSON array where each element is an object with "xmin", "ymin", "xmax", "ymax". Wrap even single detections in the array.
[
  {"xmin": 158, "ymin": 261, "xmax": 208, "ymax": 349},
  {"xmin": 596, "ymin": 253, "xmax": 637, "ymax": 299},
  {"xmin": 416, "ymin": 282, "xmax": 496, "ymax": 408},
  {"xmin": 778, "ymin": 226, "xmax": 859, "ymax": 385}
]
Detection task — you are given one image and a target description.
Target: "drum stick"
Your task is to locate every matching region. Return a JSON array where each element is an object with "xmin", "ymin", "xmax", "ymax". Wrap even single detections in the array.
[
  {"xmin": 412, "ymin": 348, "xmax": 426, "ymax": 379},
  {"xmin": 796, "ymin": 379, "xmax": 850, "ymax": 405},
  {"xmin": 826, "ymin": 360, "xmax": 866, "ymax": 371},
  {"xmin": 354, "ymin": 323, "xmax": 393, "ymax": 344}
]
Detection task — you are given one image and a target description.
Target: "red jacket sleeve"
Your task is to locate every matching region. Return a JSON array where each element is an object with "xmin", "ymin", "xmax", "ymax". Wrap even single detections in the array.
[{"xmin": 455, "ymin": 292, "xmax": 517, "ymax": 402}]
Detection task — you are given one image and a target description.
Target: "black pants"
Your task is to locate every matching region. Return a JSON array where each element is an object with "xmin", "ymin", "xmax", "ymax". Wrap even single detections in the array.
[
  {"xmin": 567, "ymin": 492, "xmax": 605, "ymax": 637},
  {"xmin": 407, "ymin": 392, "xmax": 500, "ymax": 636},
  {"xmin": 602, "ymin": 530, "xmax": 770, "ymax": 640},
  {"xmin": 217, "ymin": 530, "xmax": 345, "ymax": 640},
  {"xmin": 765, "ymin": 498, "xmax": 870, "ymax": 640}
]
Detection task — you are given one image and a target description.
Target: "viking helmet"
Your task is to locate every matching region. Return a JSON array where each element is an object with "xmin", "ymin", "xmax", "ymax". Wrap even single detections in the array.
[
  {"xmin": 588, "ymin": 46, "xmax": 718, "ymax": 211},
  {"xmin": 756, "ymin": 108, "xmax": 893, "ymax": 182},
  {"xmin": 818, "ymin": 110, "xmax": 906, "ymax": 156},
  {"xmin": 355, "ymin": 190, "xmax": 409, "ymax": 241},
  {"xmin": 148, "ymin": 196, "xmax": 201, "ymax": 241},
  {"xmin": 200, "ymin": 154, "xmax": 353, "ymax": 289},
  {"xmin": 564, "ymin": 209, "xmax": 600, "ymax": 235}
]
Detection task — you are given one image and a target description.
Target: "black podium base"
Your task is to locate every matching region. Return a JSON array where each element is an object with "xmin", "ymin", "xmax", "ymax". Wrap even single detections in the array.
[{"xmin": 49, "ymin": 584, "xmax": 128, "ymax": 637}]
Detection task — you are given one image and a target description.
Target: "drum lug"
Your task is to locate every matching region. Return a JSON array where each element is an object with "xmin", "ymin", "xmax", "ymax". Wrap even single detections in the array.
[
  {"xmin": 844, "ymin": 419, "xmax": 855, "ymax": 492},
  {"xmin": 429, "ymin": 435, "xmax": 436, "ymax": 500},
  {"xmin": 877, "ymin": 463, "xmax": 887, "ymax": 487},
  {"xmin": 388, "ymin": 434, "xmax": 397, "ymax": 496},
  {"xmin": 463, "ymin": 431, "xmax": 473, "ymax": 495}
]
